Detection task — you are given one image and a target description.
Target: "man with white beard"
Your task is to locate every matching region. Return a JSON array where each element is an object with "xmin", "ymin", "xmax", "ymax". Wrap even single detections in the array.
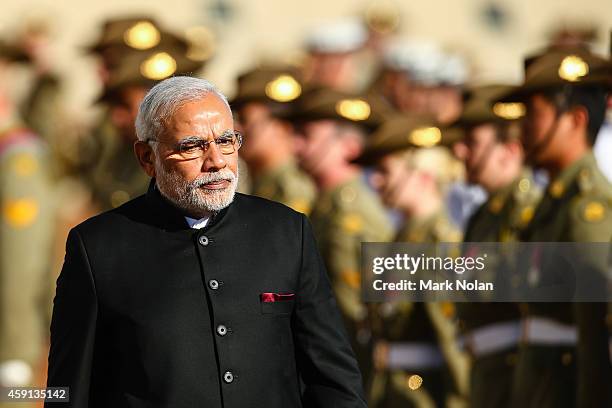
[{"xmin": 45, "ymin": 76, "xmax": 366, "ymax": 408}]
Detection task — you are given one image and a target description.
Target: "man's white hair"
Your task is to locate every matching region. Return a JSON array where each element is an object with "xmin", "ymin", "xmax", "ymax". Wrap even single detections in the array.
[{"xmin": 135, "ymin": 76, "xmax": 230, "ymax": 142}]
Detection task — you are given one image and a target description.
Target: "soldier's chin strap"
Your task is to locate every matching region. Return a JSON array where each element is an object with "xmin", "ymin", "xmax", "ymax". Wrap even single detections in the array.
[
  {"xmin": 524, "ymin": 111, "xmax": 563, "ymax": 164},
  {"xmin": 524, "ymin": 86, "xmax": 571, "ymax": 163}
]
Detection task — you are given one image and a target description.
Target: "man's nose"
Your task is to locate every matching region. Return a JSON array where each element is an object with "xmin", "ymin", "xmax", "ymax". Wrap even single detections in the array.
[
  {"xmin": 201, "ymin": 142, "xmax": 227, "ymax": 171},
  {"xmin": 452, "ymin": 142, "xmax": 469, "ymax": 161},
  {"xmin": 293, "ymin": 136, "xmax": 307, "ymax": 156}
]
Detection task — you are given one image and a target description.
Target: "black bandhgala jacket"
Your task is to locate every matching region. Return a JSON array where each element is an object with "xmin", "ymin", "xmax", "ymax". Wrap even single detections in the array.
[{"xmin": 46, "ymin": 180, "xmax": 366, "ymax": 408}]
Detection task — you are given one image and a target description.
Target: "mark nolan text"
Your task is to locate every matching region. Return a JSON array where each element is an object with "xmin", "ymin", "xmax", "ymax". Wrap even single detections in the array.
[{"xmin": 373, "ymin": 279, "xmax": 494, "ymax": 291}]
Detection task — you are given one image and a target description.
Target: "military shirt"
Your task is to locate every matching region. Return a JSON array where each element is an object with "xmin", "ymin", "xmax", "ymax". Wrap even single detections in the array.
[
  {"xmin": 519, "ymin": 152, "xmax": 612, "ymax": 408},
  {"xmin": 395, "ymin": 208, "xmax": 463, "ymax": 244},
  {"xmin": 87, "ymin": 121, "xmax": 149, "ymax": 211},
  {"xmin": 374, "ymin": 209, "xmax": 462, "ymax": 345},
  {"xmin": 464, "ymin": 169, "xmax": 541, "ymax": 243},
  {"xmin": 250, "ymin": 160, "xmax": 316, "ymax": 215},
  {"xmin": 309, "ymin": 174, "xmax": 393, "ymax": 322},
  {"xmin": 458, "ymin": 170, "xmax": 542, "ymax": 332},
  {"xmin": 372, "ymin": 209, "xmax": 469, "ymax": 405},
  {"xmin": 0, "ymin": 120, "xmax": 55, "ymax": 391},
  {"xmin": 520, "ymin": 153, "xmax": 612, "ymax": 323}
]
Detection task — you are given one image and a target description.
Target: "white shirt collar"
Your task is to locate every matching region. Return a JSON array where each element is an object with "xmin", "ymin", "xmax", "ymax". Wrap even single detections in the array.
[{"xmin": 184, "ymin": 215, "xmax": 211, "ymax": 229}]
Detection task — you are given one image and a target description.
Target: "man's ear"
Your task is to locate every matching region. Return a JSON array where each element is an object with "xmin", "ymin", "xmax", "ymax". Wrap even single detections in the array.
[
  {"xmin": 569, "ymin": 105, "xmax": 589, "ymax": 139},
  {"xmin": 134, "ymin": 141, "xmax": 156, "ymax": 178}
]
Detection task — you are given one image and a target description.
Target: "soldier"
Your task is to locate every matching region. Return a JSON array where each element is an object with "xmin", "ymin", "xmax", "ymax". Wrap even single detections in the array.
[
  {"xmin": 230, "ymin": 66, "xmax": 316, "ymax": 214},
  {"xmin": 289, "ymin": 87, "xmax": 394, "ymax": 384},
  {"xmin": 362, "ymin": 122, "xmax": 463, "ymax": 244},
  {"xmin": 0, "ymin": 40, "xmax": 55, "ymax": 407},
  {"xmin": 15, "ymin": 19, "xmax": 64, "ymax": 158},
  {"xmin": 86, "ymin": 35, "xmax": 206, "ymax": 211},
  {"xmin": 377, "ymin": 39, "xmax": 467, "ymax": 126},
  {"xmin": 355, "ymin": 116, "xmax": 468, "ymax": 407},
  {"xmin": 83, "ymin": 16, "xmax": 196, "ymax": 85},
  {"xmin": 302, "ymin": 17, "xmax": 374, "ymax": 93},
  {"xmin": 496, "ymin": 48, "xmax": 612, "ymax": 407},
  {"xmin": 451, "ymin": 84, "xmax": 542, "ymax": 408},
  {"xmin": 377, "ymin": 39, "xmax": 484, "ymax": 232}
]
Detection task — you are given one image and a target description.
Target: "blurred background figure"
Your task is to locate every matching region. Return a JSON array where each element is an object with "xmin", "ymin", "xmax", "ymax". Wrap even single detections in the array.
[
  {"xmin": 451, "ymin": 84, "xmax": 541, "ymax": 408},
  {"xmin": 361, "ymin": 0, "xmax": 401, "ymax": 58},
  {"xmin": 377, "ymin": 37, "xmax": 486, "ymax": 231},
  {"xmin": 0, "ymin": 39, "xmax": 56, "ymax": 408},
  {"xmin": 290, "ymin": 87, "xmax": 394, "ymax": 385},
  {"xmin": 231, "ymin": 65, "xmax": 316, "ymax": 214},
  {"xmin": 15, "ymin": 18, "xmax": 63, "ymax": 154},
  {"xmin": 377, "ymin": 39, "xmax": 467, "ymax": 125},
  {"xmin": 363, "ymin": 117, "xmax": 463, "ymax": 244},
  {"xmin": 355, "ymin": 116, "xmax": 468, "ymax": 408},
  {"xmin": 302, "ymin": 17, "xmax": 375, "ymax": 93}
]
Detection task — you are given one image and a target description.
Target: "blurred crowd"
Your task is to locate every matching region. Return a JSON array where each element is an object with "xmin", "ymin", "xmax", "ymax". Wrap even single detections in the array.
[{"xmin": 0, "ymin": 6, "xmax": 611, "ymax": 408}]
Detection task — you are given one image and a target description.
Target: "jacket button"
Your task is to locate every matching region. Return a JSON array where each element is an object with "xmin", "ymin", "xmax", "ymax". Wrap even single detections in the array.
[
  {"xmin": 198, "ymin": 235, "xmax": 209, "ymax": 246},
  {"xmin": 223, "ymin": 371, "xmax": 234, "ymax": 383},
  {"xmin": 209, "ymin": 279, "xmax": 219, "ymax": 290},
  {"xmin": 217, "ymin": 325, "xmax": 228, "ymax": 336}
]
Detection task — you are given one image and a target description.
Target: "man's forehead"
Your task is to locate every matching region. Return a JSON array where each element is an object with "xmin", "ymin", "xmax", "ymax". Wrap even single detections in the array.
[
  {"xmin": 161, "ymin": 102, "xmax": 232, "ymax": 142},
  {"xmin": 169, "ymin": 98, "xmax": 232, "ymax": 126}
]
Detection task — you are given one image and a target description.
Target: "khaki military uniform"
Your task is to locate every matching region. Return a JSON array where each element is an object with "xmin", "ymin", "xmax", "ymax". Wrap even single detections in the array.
[
  {"xmin": 309, "ymin": 174, "xmax": 393, "ymax": 384},
  {"xmin": 395, "ymin": 210, "xmax": 462, "ymax": 244},
  {"xmin": 86, "ymin": 115, "xmax": 149, "ymax": 211},
  {"xmin": 250, "ymin": 159, "xmax": 316, "ymax": 215},
  {"xmin": 0, "ymin": 120, "xmax": 55, "ymax": 407},
  {"xmin": 513, "ymin": 153, "xmax": 612, "ymax": 408},
  {"xmin": 370, "ymin": 209, "xmax": 468, "ymax": 408},
  {"xmin": 456, "ymin": 170, "xmax": 541, "ymax": 408},
  {"xmin": 463, "ymin": 170, "xmax": 541, "ymax": 243},
  {"xmin": 20, "ymin": 73, "xmax": 69, "ymax": 176}
]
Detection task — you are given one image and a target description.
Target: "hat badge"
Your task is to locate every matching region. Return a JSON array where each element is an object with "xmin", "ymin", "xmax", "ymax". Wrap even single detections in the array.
[
  {"xmin": 335, "ymin": 98, "xmax": 371, "ymax": 121},
  {"xmin": 265, "ymin": 74, "xmax": 302, "ymax": 102},
  {"xmin": 124, "ymin": 21, "xmax": 161, "ymax": 50},
  {"xmin": 558, "ymin": 55, "xmax": 589, "ymax": 82},
  {"xmin": 409, "ymin": 126, "xmax": 441, "ymax": 147},
  {"xmin": 493, "ymin": 102, "xmax": 525, "ymax": 119},
  {"xmin": 140, "ymin": 52, "xmax": 177, "ymax": 80}
]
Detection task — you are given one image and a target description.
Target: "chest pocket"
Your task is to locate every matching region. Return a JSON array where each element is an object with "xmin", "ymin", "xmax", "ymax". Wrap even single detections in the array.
[{"xmin": 261, "ymin": 299, "xmax": 295, "ymax": 316}]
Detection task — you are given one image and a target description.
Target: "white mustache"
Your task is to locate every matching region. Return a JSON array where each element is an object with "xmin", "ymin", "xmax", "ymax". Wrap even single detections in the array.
[{"xmin": 191, "ymin": 169, "xmax": 236, "ymax": 188}]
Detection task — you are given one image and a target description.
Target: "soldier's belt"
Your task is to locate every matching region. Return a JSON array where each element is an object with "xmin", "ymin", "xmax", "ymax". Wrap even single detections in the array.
[
  {"xmin": 459, "ymin": 320, "xmax": 521, "ymax": 358},
  {"xmin": 521, "ymin": 317, "xmax": 577, "ymax": 345},
  {"xmin": 387, "ymin": 342, "xmax": 444, "ymax": 370}
]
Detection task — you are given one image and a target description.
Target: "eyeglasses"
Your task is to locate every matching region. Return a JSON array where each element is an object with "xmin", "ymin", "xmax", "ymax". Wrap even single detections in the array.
[{"xmin": 147, "ymin": 130, "xmax": 243, "ymax": 159}]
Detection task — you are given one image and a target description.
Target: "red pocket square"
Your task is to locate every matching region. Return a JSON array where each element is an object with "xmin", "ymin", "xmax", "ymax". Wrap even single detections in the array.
[{"xmin": 260, "ymin": 293, "xmax": 295, "ymax": 302}]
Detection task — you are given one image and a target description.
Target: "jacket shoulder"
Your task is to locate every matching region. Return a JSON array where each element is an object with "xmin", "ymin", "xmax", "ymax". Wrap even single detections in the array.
[
  {"xmin": 565, "ymin": 164, "xmax": 612, "ymax": 242},
  {"xmin": 71, "ymin": 194, "xmax": 148, "ymax": 238},
  {"xmin": 233, "ymin": 192, "xmax": 304, "ymax": 221}
]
